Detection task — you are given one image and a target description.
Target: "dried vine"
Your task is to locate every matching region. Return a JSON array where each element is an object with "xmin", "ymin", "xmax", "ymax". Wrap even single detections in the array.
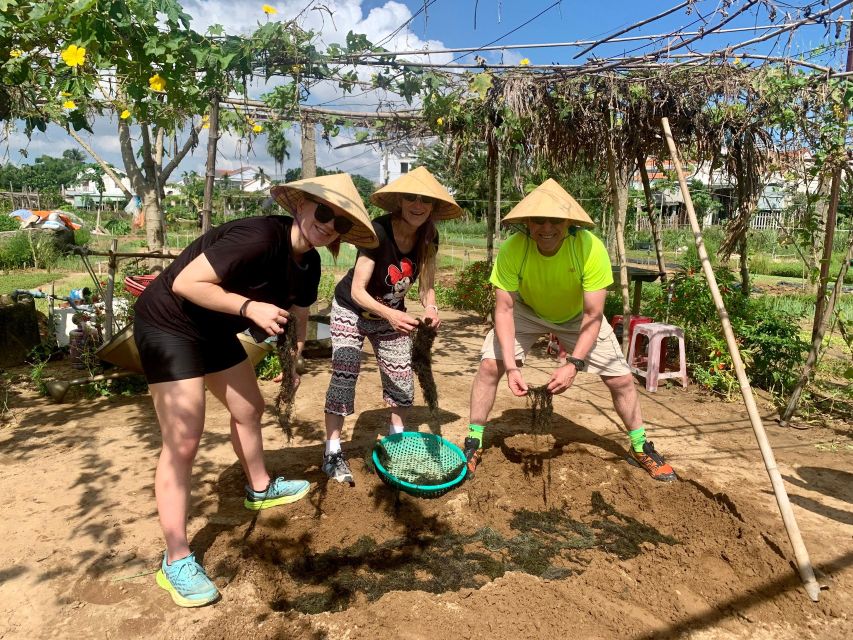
[
  {"xmin": 411, "ymin": 317, "xmax": 439, "ymax": 413},
  {"xmin": 527, "ymin": 385, "xmax": 554, "ymax": 434},
  {"xmin": 274, "ymin": 320, "xmax": 298, "ymax": 441}
]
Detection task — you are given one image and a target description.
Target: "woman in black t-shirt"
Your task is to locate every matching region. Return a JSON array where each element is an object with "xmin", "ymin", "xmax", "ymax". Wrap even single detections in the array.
[
  {"xmin": 133, "ymin": 174, "xmax": 377, "ymax": 608},
  {"xmin": 322, "ymin": 167, "xmax": 462, "ymax": 484}
]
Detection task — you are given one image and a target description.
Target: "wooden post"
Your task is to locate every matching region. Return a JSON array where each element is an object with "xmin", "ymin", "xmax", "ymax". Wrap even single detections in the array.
[
  {"xmin": 637, "ymin": 155, "xmax": 668, "ymax": 281},
  {"xmin": 200, "ymin": 95, "xmax": 220, "ymax": 235},
  {"xmin": 607, "ymin": 140, "xmax": 631, "ymax": 355},
  {"xmin": 104, "ymin": 239, "xmax": 118, "ymax": 340},
  {"xmin": 485, "ymin": 140, "xmax": 497, "ymax": 267},
  {"xmin": 494, "ymin": 148, "xmax": 502, "ymax": 251},
  {"xmin": 662, "ymin": 117, "xmax": 821, "ymax": 602},
  {"xmin": 780, "ymin": 234, "xmax": 853, "ymax": 426},
  {"xmin": 812, "ymin": 26, "xmax": 853, "ymax": 339},
  {"xmin": 301, "ymin": 118, "xmax": 316, "ymax": 179}
]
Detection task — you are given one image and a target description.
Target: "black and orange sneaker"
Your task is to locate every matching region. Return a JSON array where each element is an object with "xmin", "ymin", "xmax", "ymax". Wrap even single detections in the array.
[
  {"xmin": 627, "ymin": 441, "xmax": 677, "ymax": 482},
  {"xmin": 463, "ymin": 437, "xmax": 482, "ymax": 476}
]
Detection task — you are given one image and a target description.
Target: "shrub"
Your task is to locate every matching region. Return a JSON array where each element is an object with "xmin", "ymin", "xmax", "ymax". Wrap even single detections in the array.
[
  {"xmin": 447, "ymin": 260, "xmax": 495, "ymax": 320},
  {"xmin": 0, "ymin": 232, "xmax": 34, "ymax": 268},
  {"xmin": 104, "ymin": 218, "xmax": 131, "ymax": 235},
  {"xmin": 644, "ymin": 267, "xmax": 808, "ymax": 398},
  {"xmin": 0, "ymin": 230, "xmax": 62, "ymax": 270},
  {"xmin": 0, "ymin": 215, "xmax": 20, "ymax": 231},
  {"xmin": 737, "ymin": 311, "xmax": 808, "ymax": 395}
]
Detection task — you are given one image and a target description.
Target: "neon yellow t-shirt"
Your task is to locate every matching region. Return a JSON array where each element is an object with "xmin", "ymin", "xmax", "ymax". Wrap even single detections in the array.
[{"xmin": 490, "ymin": 230, "xmax": 613, "ymax": 323}]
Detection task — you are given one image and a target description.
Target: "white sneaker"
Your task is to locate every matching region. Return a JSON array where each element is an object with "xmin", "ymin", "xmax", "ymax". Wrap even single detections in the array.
[{"xmin": 322, "ymin": 452, "xmax": 354, "ymax": 484}]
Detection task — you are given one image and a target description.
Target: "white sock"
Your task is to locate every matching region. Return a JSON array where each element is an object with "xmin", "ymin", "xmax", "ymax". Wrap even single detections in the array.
[
  {"xmin": 325, "ymin": 439, "xmax": 341, "ymax": 455},
  {"xmin": 388, "ymin": 424, "xmax": 404, "ymax": 435}
]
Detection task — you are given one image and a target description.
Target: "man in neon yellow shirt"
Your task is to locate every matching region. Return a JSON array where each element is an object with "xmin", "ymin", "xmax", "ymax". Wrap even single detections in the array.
[{"xmin": 464, "ymin": 179, "xmax": 676, "ymax": 482}]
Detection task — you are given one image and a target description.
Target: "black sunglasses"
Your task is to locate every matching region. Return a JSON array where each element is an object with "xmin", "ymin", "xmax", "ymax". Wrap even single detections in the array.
[
  {"xmin": 401, "ymin": 193, "xmax": 436, "ymax": 205},
  {"xmin": 312, "ymin": 201, "xmax": 354, "ymax": 234}
]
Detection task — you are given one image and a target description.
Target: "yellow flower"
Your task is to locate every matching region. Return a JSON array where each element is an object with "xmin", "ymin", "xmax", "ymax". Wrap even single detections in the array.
[
  {"xmin": 120, "ymin": 109, "xmax": 131, "ymax": 120},
  {"xmin": 63, "ymin": 100, "xmax": 77, "ymax": 110},
  {"xmin": 733, "ymin": 56, "xmax": 742, "ymax": 66},
  {"xmin": 61, "ymin": 44, "xmax": 86, "ymax": 68},
  {"xmin": 436, "ymin": 117, "xmax": 444, "ymax": 126},
  {"xmin": 262, "ymin": 4, "xmax": 278, "ymax": 14},
  {"xmin": 201, "ymin": 114, "xmax": 210, "ymax": 129},
  {"xmin": 9, "ymin": 49, "xmax": 23, "ymax": 58},
  {"xmin": 519, "ymin": 58, "xmax": 530, "ymax": 66},
  {"xmin": 148, "ymin": 73, "xmax": 167, "ymax": 92},
  {"xmin": 252, "ymin": 124, "xmax": 263, "ymax": 133}
]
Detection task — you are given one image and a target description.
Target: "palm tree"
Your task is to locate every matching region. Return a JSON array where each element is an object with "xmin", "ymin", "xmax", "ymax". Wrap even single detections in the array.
[
  {"xmin": 63, "ymin": 148, "xmax": 86, "ymax": 163},
  {"xmin": 266, "ymin": 127, "xmax": 290, "ymax": 173}
]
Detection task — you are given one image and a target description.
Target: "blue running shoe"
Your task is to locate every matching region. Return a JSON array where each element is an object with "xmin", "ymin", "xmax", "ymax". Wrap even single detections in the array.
[
  {"xmin": 155, "ymin": 552, "xmax": 219, "ymax": 607},
  {"xmin": 243, "ymin": 476, "xmax": 310, "ymax": 511}
]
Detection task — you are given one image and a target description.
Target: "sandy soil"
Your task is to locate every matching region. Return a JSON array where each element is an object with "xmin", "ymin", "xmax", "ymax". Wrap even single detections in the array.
[{"xmin": 1, "ymin": 308, "xmax": 851, "ymax": 640}]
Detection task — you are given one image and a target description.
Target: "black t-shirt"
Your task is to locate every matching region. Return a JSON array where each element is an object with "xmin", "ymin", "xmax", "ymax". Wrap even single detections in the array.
[
  {"xmin": 335, "ymin": 213, "xmax": 438, "ymax": 319},
  {"xmin": 135, "ymin": 216, "xmax": 320, "ymax": 340}
]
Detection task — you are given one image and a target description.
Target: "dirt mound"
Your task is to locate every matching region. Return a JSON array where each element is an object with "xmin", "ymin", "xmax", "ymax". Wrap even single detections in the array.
[{"xmin": 190, "ymin": 435, "xmax": 834, "ymax": 640}]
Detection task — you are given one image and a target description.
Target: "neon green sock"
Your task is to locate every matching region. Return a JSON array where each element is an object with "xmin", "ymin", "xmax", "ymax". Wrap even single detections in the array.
[
  {"xmin": 468, "ymin": 423, "xmax": 485, "ymax": 446},
  {"xmin": 629, "ymin": 427, "xmax": 646, "ymax": 452}
]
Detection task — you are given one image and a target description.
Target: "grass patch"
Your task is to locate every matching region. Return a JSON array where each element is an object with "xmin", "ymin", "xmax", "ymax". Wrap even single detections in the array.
[{"xmin": 0, "ymin": 271, "xmax": 69, "ymax": 295}]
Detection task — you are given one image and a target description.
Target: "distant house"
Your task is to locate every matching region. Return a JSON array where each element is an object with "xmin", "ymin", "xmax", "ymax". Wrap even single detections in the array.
[
  {"xmin": 379, "ymin": 142, "xmax": 422, "ymax": 186},
  {"xmin": 631, "ymin": 156, "xmax": 808, "ymax": 231},
  {"xmin": 214, "ymin": 167, "xmax": 271, "ymax": 193},
  {"xmin": 64, "ymin": 167, "xmax": 132, "ymax": 209}
]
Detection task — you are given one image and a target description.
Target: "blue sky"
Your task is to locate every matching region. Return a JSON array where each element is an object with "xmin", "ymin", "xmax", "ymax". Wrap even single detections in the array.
[
  {"xmin": 390, "ymin": 1, "xmax": 844, "ymax": 61},
  {"xmin": 3, "ymin": 0, "xmax": 847, "ymax": 184}
]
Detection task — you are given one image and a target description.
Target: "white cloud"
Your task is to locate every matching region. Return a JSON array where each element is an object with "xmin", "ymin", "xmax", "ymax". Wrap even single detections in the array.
[{"xmin": 5, "ymin": 1, "xmax": 446, "ymax": 186}]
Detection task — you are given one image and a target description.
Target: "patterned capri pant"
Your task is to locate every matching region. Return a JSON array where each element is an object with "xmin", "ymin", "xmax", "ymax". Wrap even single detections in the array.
[{"xmin": 324, "ymin": 299, "xmax": 414, "ymax": 416}]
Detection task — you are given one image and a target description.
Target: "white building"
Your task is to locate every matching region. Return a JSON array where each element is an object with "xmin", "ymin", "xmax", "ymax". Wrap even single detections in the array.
[
  {"xmin": 64, "ymin": 167, "xmax": 133, "ymax": 209},
  {"xmin": 378, "ymin": 142, "xmax": 421, "ymax": 186}
]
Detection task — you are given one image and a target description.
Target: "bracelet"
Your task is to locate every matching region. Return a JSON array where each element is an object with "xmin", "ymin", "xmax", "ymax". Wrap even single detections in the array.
[
  {"xmin": 426, "ymin": 304, "xmax": 439, "ymax": 313},
  {"xmin": 239, "ymin": 299, "xmax": 251, "ymax": 317},
  {"xmin": 505, "ymin": 367, "xmax": 519, "ymax": 373}
]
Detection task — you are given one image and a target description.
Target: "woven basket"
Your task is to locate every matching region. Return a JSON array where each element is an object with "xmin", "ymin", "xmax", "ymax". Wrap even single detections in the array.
[{"xmin": 372, "ymin": 432, "xmax": 467, "ymax": 498}]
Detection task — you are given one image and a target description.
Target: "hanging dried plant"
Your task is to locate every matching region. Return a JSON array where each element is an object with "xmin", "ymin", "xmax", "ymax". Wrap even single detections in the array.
[
  {"xmin": 411, "ymin": 317, "xmax": 439, "ymax": 413},
  {"xmin": 274, "ymin": 319, "xmax": 298, "ymax": 441}
]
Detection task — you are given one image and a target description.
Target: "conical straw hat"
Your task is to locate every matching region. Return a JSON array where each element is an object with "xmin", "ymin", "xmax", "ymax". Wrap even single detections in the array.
[
  {"xmin": 271, "ymin": 173, "xmax": 378, "ymax": 248},
  {"xmin": 502, "ymin": 178, "xmax": 595, "ymax": 228},
  {"xmin": 371, "ymin": 166, "xmax": 462, "ymax": 221}
]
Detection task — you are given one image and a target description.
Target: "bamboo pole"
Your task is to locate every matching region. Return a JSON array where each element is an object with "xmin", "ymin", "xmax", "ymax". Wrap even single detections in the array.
[
  {"xmin": 661, "ymin": 117, "xmax": 821, "ymax": 603},
  {"xmin": 637, "ymin": 156, "xmax": 668, "ymax": 281},
  {"xmin": 780, "ymin": 234, "xmax": 853, "ymax": 426}
]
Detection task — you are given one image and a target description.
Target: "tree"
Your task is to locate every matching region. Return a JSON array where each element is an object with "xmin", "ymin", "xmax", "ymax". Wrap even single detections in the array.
[
  {"xmin": 62, "ymin": 148, "xmax": 85, "ymax": 163},
  {"xmin": 0, "ymin": 154, "xmax": 85, "ymax": 192}
]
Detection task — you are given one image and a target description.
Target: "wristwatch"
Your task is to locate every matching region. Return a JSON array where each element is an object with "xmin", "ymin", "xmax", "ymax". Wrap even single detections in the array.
[{"xmin": 566, "ymin": 356, "xmax": 587, "ymax": 372}]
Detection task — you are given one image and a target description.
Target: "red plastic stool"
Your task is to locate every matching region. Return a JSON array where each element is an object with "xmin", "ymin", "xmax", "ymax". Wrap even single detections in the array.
[
  {"xmin": 628, "ymin": 323, "xmax": 688, "ymax": 392},
  {"xmin": 611, "ymin": 315, "xmax": 653, "ymax": 344}
]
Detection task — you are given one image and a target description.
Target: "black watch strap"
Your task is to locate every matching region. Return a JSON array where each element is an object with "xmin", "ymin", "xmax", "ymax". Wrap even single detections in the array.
[{"xmin": 566, "ymin": 356, "xmax": 587, "ymax": 372}]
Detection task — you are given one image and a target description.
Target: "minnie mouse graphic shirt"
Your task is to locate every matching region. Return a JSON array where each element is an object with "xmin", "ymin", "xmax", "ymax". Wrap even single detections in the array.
[{"xmin": 335, "ymin": 213, "xmax": 438, "ymax": 320}]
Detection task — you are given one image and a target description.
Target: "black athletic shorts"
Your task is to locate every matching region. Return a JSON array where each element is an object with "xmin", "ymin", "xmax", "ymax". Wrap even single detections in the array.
[{"xmin": 133, "ymin": 316, "xmax": 247, "ymax": 384}]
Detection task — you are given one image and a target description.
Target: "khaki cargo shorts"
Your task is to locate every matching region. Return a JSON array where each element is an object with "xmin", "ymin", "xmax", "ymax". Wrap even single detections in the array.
[{"xmin": 480, "ymin": 301, "xmax": 631, "ymax": 377}]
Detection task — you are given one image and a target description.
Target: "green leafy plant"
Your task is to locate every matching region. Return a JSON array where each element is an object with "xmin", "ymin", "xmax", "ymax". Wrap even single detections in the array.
[
  {"xmin": 447, "ymin": 261, "xmax": 495, "ymax": 321},
  {"xmin": 255, "ymin": 352, "xmax": 281, "ymax": 380}
]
